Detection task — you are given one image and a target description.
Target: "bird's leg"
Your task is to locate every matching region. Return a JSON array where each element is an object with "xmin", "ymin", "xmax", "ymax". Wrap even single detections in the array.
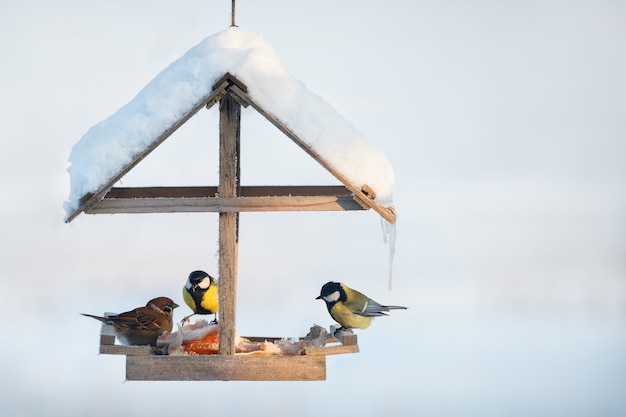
[
  {"xmin": 332, "ymin": 326, "xmax": 354, "ymax": 337},
  {"xmin": 181, "ymin": 313, "xmax": 196, "ymax": 326},
  {"xmin": 209, "ymin": 314, "xmax": 218, "ymax": 325}
]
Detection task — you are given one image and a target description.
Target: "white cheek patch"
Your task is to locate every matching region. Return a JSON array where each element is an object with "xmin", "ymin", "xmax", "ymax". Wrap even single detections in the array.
[
  {"xmin": 198, "ymin": 277, "xmax": 211, "ymax": 290},
  {"xmin": 323, "ymin": 291, "xmax": 340, "ymax": 303}
]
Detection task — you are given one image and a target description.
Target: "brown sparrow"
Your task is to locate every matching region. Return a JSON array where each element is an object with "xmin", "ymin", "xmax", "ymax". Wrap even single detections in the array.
[{"xmin": 81, "ymin": 296, "xmax": 179, "ymax": 346}]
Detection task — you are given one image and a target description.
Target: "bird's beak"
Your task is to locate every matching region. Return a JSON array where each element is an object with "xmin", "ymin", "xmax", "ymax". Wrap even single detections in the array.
[
  {"xmin": 315, "ymin": 295, "xmax": 322, "ymax": 300},
  {"xmin": 173, "ymin": 303, "xmax": 180, "ymax": 308}
]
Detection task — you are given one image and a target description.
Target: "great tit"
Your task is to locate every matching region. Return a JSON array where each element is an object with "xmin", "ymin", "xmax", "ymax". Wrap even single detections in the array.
[
  {"xmin": 316, "ymin": 281, "xmax": 407, "ymax": 329},
  {"xmin": 182, "ymin": 270, "xmax": 219, "ymax": 324},
  {"xmin": 81, "ymin": 296, "xmax": 179, "ymax": 346}
]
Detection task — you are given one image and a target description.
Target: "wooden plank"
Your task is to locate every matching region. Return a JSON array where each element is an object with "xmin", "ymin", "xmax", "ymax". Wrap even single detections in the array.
[
  {"xmin": 104, "ymin": 185, "xmax": 353, "ymax": 198},
  {"xmin": 331, "ymin": 328, "xmax": 359, "ymax": 346},
  {"xmin": 65, "ymin": 84, "xmax": 228, "ymax": 223},
  {"xmin": 214, "ymin": 72, "xmax": 248, "ymax": 93},
  {"xmin": 91, "ymin": 185, "xmax": 365, "ymax": 213},
  {"xmin": 100, "ymin": 344, "xmax": 152, "ymax": 356},
  {"xmin": 218, "ymin": 211, "xmax": 238, "ymax": 355},
  {"xmin": 87, "ymin": 195, "xmax": 366, "ymax": 214},
  {"xmin": 303, "ymin": 344, "xmax": 359, "ymax": 356},
  {"xmin": 228, "ymin": 84, "xmax": 397, "ymax": 224},
  {"xmin": 125, "ymin": 355, "xmax": 326, "ymax": 381},
  {"xmin": 205, "ymin": 80, "xmax": 228, "ymax": 109},
  {"xmin": 99, "ymin": 322, "xmax": 116, "ymax": 346},
  {"xmin": 218, "ymin": 92, "xmax": 240, "ymax": 355}
]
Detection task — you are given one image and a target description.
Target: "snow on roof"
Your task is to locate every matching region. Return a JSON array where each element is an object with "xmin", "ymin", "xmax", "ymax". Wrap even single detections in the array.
[{"xmin": 64, "ymin": 27, "xmax": 394, "ymax": 220}]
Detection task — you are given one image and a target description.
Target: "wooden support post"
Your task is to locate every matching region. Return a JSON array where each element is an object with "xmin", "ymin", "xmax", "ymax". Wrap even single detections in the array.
[{"xmin": 218, "ymin": 92, "xmax": 241, "ymax": 355}]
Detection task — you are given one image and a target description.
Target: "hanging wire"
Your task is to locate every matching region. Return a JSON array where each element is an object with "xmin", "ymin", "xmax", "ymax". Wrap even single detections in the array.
[{"xmin": 231, "ymin": 0, "xmax": 237, "ymax": 27}]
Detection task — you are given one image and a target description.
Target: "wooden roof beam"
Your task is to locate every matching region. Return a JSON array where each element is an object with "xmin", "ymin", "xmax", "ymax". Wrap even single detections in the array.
[
  {"xmin": 65, "ymin": 84, "xmax": 230, "ymax": 223},
  {"xmin": 65, "ymin": 73, "xmax": 396, "ymax": 224},
  {"xmin": 225, "ymin": 80, "xmax": 396, "ymax": 224}
]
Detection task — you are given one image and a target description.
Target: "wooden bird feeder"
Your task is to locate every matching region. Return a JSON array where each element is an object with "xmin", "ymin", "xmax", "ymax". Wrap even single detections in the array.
[{"xmin": 69, "ymin": 72, "xmax": 396, "ymax": 381}]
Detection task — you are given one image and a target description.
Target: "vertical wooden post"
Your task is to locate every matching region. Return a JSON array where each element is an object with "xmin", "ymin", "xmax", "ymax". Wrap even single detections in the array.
[
  {"xmin": 231, "ymin": 0, "xmax": 236, "ymax": 27},
  {"xmin": 218, "ymin": 91, "xmax": 241, "ymax": 355}
]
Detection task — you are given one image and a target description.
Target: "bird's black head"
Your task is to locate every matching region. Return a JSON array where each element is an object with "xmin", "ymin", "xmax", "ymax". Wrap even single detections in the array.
[
  {"xmin": 316, "ymin": 281, "xmax": 346, "ymax": 305},
  {"xmin": 188, "ymin": 270, "xmax": 211, "ymax": 285}
]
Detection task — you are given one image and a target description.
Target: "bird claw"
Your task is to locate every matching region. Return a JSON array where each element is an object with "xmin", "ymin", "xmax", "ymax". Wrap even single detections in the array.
[
  {"xmin": 331, "ymin": 325, "xmax": 353, "ymax": 336},
  {"xmin": 181, "ymin": 314, "xmax": 195, "ymax": 326}
]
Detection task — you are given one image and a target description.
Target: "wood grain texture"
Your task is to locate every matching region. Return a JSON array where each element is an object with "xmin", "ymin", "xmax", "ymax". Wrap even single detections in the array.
[
  {"xmin": 99, "ymin": 321, "xmax": 116, "ymax": 346},
  {"xmin": 218, "ymin": 92, "xmax": 240, "ymax": 355},
  {"xmin": 303, "ymin": 344, "xmax": 359, "ymax": 356},
  {"xmin": 332, "ymin": 329, "xmax": 359, "ymax": 346},
  {"xmin": 104, "ymin": 185, "xmax": 353, "ymax": 198},
  {"xmin": 100, "ymin": 344, "xmax": 152, "ymax": 356},
  {"xmin": 125, "ymin": 355, "xmax": 326, "ymax": 381},
  {"xmin": 87, "ymin": 195, "xmax": 366, "ymax": 214}
]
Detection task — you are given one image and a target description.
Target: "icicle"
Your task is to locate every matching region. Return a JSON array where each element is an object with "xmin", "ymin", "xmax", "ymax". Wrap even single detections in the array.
[
  {"xmin": 380, "ymin": 217, "xmax": 397, "ymax": 290},
  {"xmin": 380, "ymin": 217, "xmax": 389, "ymax": 244}
]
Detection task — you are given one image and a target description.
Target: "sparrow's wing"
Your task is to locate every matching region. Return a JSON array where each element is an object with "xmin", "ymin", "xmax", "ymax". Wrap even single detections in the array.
[
  {"xmin": 134, "ymin": 308, "xmax": 166, "ymax": 330},
  {"xmin": 111, "ymin": 308, "xmax": 163, "ymax": 331}
]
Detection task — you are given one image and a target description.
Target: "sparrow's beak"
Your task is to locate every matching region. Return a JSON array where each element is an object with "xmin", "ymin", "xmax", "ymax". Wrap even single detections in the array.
[{"xmin": 173, "ymin": 302, "xmax": 180, "ymax": 309}]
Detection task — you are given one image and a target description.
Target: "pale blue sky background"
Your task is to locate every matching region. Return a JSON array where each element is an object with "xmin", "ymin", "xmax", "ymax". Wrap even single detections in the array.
[{"xmin": 1, "ymin": 1, "xmax": 625, "ymax": 416}]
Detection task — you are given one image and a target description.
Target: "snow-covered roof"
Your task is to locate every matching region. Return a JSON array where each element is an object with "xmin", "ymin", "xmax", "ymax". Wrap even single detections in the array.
[{"xmin": 64, "ymin": 27, "xmax": 394, "ymax": 222}]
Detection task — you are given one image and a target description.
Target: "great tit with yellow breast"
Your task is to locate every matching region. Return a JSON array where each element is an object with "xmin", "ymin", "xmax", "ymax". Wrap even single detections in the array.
[
  {"xmin": 182, "ymin": 270, "xmax": 219, "ymax": 324},
  {"xmin": 316, "ymin": 281, "xmax": 407, "ymax": 329}
]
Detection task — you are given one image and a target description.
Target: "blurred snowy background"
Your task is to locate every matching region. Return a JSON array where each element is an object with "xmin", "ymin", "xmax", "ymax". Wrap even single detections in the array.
[{"xmin": 1, "ymin": 1, "xmax": 625, "ymax": 416}]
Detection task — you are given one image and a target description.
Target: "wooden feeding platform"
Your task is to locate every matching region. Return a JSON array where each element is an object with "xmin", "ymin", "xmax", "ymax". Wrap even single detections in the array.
[
  {"xmin": 71, "ymin": 73, "xmax": 396, "ymax": 381},
  {"xmin": 97, "ymin": 318, "xmax": 358, "ymax": 381}
]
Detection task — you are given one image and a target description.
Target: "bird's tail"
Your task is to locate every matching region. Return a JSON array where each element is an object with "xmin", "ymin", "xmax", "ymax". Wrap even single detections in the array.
[
  {"xmin": 384, "ymin": 305, "xmax": 408, "ymax": 310},
  {"xmin": 80, "ymin": 313, "xmax": 111, "ymax": 323}
]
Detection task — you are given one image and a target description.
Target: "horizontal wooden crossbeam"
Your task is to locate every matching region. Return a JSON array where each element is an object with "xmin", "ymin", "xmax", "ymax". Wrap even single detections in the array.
[
  {"xmin": 126, "ymin": 355, "xmax": 326, "ymax": 381},
  {"xmin": 84, "ymin": 185, "xmax": 368, "ymax": 214},
  {"xmin": 105, "ymin": 185, "xmax": 354, "ymax": 198}
]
